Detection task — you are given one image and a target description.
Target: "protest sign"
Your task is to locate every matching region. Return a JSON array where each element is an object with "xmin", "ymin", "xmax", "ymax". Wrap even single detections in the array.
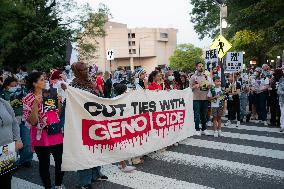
[
  {"xmin": 226, "ymin": 52, "xmax": 243, "ymax": 72},
  {"xmin": 0, "ymin": 142, "xmax": 17, "ymax": 175},
  {"xmin": 205, "ymin": 49, "xmax": 218, "ymax": 72},
  {"xmin": 62, "ymin": 87, "xmax": 194, "ymax": 171}
]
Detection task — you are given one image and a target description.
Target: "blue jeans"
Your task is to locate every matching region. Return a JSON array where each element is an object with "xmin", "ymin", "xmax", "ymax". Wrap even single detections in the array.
[
  {"xmin": 240, "ymin": 93, "xmax": 248, "ymax": 120},
  {"xmin": 18, "ymin": 122, "xmax": 33, "ymax": 165},
  {"xmin": 77, "ymin": 166, "xmax": 102, "ymax": 186},
  {"xmin": 193, "ymin": 100, "xmax": 208, "ymax": 131}
]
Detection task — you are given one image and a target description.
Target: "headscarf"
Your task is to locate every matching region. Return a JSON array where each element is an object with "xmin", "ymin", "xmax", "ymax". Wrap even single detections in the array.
[{"xmin": 71, "ymin": 61, "xmax": 93, "ymax": 88}]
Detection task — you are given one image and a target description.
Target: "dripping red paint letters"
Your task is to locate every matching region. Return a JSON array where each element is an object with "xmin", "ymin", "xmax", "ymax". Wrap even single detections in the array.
[
  {"xmin": 82, "ymin": 113, "xmax": 151, "ymax": 148},
  {"xmin": 153, "ymin": 110, "xmax": 185, "ymax": 137}
]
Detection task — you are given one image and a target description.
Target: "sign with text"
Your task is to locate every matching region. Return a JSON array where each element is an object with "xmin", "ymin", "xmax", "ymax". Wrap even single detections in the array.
[
  {"xmin": 210, "ymin": 35, "xmax": 232, "ymax": 58},
  {"xmin": 226, "ymin": 52, "xmax": 243, "ymax": 72},
  {"xmin": 106, "ymin": 49, "xmax": 114, "ymax": 61},
  {"xmin": 62, "ymin": 87, "xmax": 194, "ymax": 171},
  {"xmin": 205, "ymin": 49, "xmax": 218, "ymax": 71},
  {"xmin": 0, "ymin": 142, "xmax": 17, "ymax": 175}
]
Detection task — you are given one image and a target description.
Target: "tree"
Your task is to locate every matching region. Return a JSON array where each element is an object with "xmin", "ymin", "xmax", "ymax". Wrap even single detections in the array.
[
  {"xmin": 0, "ymin": 0, "xmax": 110, "ymax": 71},
  {"xmin": 169, "ymin": 44, "xmax": 204, "ymax": 73},
  {"xmin": 190, "ymin": 0, "xmax": 284, "ymax": 65}
]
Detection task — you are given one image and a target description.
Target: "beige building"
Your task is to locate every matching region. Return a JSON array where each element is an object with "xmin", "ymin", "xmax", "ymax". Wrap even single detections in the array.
[{"xmin": 88, "ymin": 21, "xmax": 178, "ymax": 73}]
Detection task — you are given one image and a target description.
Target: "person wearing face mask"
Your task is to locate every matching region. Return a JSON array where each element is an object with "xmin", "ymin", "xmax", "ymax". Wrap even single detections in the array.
[
  {"xmin": 190, "ymin": 62, "xmax": 211, "ymax": 136},
  {"xmin": 164, "ymin": 70, "xmax": 181, "ymax": 90},
  {"xmin": 0, "ymin": 76, "xmax": 33, "ymax": 168}
]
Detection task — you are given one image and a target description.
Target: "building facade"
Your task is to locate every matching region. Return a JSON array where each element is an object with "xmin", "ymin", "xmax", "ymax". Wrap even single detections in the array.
[{"xmin": 87, "ymin": 21, "xmax": 177, "ymax": 73}]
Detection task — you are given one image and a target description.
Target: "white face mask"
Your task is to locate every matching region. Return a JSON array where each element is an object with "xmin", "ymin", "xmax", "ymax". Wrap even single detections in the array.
[
  {"xmin": 168, "ymin": 76, "xmax": 175, "ymax": 81},
  {"xmin": 8, "ymin": 87, "xmax": 18, "ymax": 93},
  {"xmin": 44, "ymin": 81, "xmax": 50, "ymax": 90},
  {"xmin": 134, "ymin": 78, "xmax": 139, "ymax": 84}
]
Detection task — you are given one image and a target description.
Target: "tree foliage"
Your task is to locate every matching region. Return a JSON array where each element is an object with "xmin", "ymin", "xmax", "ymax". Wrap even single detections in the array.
[
  {"xmin": 0, "ymin": 0, "xmax": 110, "ymax": 71},
  {"xmin": 190, "ymin": 0, "xmax": 284, "ymax": 65},
  {"xmin": 169, "ymin": 44, "xmax": 204, "ymax": 73}
]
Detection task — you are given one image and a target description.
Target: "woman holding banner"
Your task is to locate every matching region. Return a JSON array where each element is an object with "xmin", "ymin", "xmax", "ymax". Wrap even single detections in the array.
[
  {"xmin": 0, "ymin": 98, "xmax": 23, "ymax": 189},
  {"xmin": 70, "ymin": 62, "xmax": 108, "ymax": 189}
]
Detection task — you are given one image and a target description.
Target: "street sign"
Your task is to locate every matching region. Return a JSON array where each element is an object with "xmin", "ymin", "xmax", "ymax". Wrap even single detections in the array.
[
  {"xmin": 204, "ymin": 49, "xmax": 218, "ymax": 71},
  {"xmin": 106, "ymin": 49, "xmax": 114, "ymax": 61},
  {"xmin": 210, "ymin": 35, "xmax": 232, "ymax": 59},
  {"xmin": 225, "ymin": 52, "xmax": 243, "ymax": 72}
]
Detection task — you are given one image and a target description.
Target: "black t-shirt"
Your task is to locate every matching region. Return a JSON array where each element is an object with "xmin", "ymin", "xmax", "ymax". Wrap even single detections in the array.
[{"xmin": 225, "ymin": 82, "xmax": 241, "ymax": 101}]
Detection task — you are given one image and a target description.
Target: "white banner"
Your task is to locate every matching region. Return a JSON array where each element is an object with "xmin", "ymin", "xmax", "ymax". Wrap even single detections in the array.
[
  {"xmin": 226, "ymin": 52, "xmax": 243, "ymax": 72},
  {"xmin": 205, "ymin": 49, "xmax": 218, "ymax": 71},
  {"xmin": 62, "ymin": 87, "xmax": 194, "ymax": 171}
]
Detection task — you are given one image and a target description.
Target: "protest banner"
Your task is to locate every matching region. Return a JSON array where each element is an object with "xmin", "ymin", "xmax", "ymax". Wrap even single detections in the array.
[
  {"xmin": 62, "ymin": 87, "xmax": 194, "ymax": 171},
  {"xmin": 205, "ymin": 49, "xmax": 218, "ymax": 72},
  {"xmin": 226, "ymin": 52, "xmax": 244, "ymax": 73},
  {"xmin": 0, "ymin": 142, "xmax": 17, "ymax": 175}
]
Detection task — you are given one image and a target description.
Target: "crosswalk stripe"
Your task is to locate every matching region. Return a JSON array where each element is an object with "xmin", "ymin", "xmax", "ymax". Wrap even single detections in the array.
[
  {"xmin": 12, "ymin": 177, "xmax": 44, "ymax": 189},
  {"xmin": 180, "ymin": 138, "xmax": 284, "ymax": 159},
  {"xmin": 224, "ymin": 124, "xmax": 280, "ymax": 133},
  {"xmin": 220, "ymin": 131, "xmax": 284, "ymax": 144},
  {"xmin": 149, "ymin": 151, "xmax": 284, "ymax": 181},
  {"xmin": 102, "ymin": 164, "xmax": 214, "ymax": 189}
]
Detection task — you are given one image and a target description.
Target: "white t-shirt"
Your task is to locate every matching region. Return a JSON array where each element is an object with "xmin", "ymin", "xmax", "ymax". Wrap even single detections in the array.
[{"xmin": 207, "ymin": 87, "xmax": 222, "ymax": 108}]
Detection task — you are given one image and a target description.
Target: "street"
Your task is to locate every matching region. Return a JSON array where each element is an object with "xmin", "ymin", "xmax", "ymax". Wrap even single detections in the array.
[{"xmin": 12, "ymin": 118, "xmax": 284, "ymax": 189}]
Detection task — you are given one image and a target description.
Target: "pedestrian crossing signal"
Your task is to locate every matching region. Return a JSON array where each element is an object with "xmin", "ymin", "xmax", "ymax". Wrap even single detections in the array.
[{"xmin": 210, "ymin": 35, "xmax": 232, "ymax": 59}]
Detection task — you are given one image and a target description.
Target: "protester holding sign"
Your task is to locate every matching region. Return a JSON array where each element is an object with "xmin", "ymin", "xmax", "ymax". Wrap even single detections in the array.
[
  {"xmin": 0, "ymin": 98, "xmax": 23, "ymax": 189},
  {"xmin": 190, "ymin": 62, "xmax": 210, "ymax": 136},
  {"xmin": 225, "ymin": 74, "xmax": 241, "ymax": 127},
  {"xmin": 23, "ymin": 72, "xmax": 65, "ymax": 189},
  {"xmin": 70, "ymin": 62, "xmax": 108, "ymax": 189}
]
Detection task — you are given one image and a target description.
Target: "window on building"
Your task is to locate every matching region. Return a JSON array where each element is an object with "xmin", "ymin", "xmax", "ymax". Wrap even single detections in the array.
[
  {"xmin": 160, "ymin": 33, "xmax": 168, "ymax": 38},
  {"xmin": 128, "ymin": 41, "xmax": 136, "ymax": 46},
  {"xmin": 132, "ymin": 49, "xmax": 136, "ymax": 54},
  {"xmin": 128, "ymin": 33, "xmax": 131, "ymax": 38},
  {"xmin": 131, "ymin": 33, "xmax": 136, "ymax": 38},
  {"xmin": 129, "ymin": 49, "xmax": 132, "ymax": 54}
]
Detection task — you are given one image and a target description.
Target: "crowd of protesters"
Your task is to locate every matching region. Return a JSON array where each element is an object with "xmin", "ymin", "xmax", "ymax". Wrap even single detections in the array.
[{"xmin": 0, "ymin": 61, "xmax": 284, "ymax": 189}]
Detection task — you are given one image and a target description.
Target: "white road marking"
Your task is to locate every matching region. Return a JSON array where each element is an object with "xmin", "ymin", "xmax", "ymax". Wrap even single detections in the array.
[
  {"xmin": 224, "ymin": 124, "xmax": 280, "ymax": 133},
  {"xmin": 102, "ymin": 164, "xmax": 214, "ymax": 189},
  {"xmin": 149, "ymin": 151, "xmax": 284, "ymax": 181},
  {"xmin": 220, "ymin": 131, "xmax": 284, "ymax": 144},
  {"xmin": 180, "ymin": 138, "xmax": 284, "ymax": 159},
  {"xmin": 12, "ymin": 177, "xmax": 44, "ymax": 189}
]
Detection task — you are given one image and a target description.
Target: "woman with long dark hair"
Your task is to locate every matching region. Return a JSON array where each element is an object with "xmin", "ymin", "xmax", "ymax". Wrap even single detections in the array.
[
  {"xmin": 147, "ymin": 71, "xmax": 162, "ymax": 91},
  {"xmin": 23, "ymin": 72, "xmax": 65, "ymax": 189}
]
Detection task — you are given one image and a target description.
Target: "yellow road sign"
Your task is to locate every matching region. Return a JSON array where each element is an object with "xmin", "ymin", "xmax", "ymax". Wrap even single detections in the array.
[{"xmin": 210, "ymin": 35, "xmax": 232, "ymax": 59}]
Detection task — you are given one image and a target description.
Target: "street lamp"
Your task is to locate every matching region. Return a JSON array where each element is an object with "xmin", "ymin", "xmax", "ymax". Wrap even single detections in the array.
[{"xmin": 139, "ymin": 36, "xmax": 150, "ymax": 66}]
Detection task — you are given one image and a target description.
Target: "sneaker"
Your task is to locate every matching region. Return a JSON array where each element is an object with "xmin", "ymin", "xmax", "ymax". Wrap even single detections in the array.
[
  {"xmin": 121, "ymin": 165, "xmax": 136, "ymax": 173},
  {"xmin": 207, "ymin": 121, "xmax": 212, "ymax": 127},
  {"xmin": 195, "ymin": 131, "xmax": 201, "ymax": 136},
  {"xmin": 77, "ymin": 185, "xmax": 92, "ymax": 189},
  {"xmin": 54, "ymin": 185, "xmax": 66, "ymax": 189},
  {"xmin": 97, "ymin": 175, "xmax": 108, "ymax": 181},
  {"xmin": 263, "ymin": 121, "xmax": 268, "ymax": 126},
  {"xmin": 280, "ymin": 128, "xmax": 283, "ymax": 132},
  {"xmin": 201, "ymin": 130, "xmax": 210, "ymax": 136},
  {"xmin": 213, "ymin": 131, "xmax": 218, "ymax": 137},
  {"xmin": 218, "ymin": 130, "xmax": 224, "ymax": 137},
  {"xmin": 236, "ymin": 121, "xmax": 240, "ymax": 127},
  {"xmin": 225, "ymin": 120, "xmax": 231, "ymax": 126}
]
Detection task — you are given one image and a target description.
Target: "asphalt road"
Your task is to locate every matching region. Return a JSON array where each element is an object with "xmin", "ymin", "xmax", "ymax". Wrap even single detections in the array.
[{"xmin": 12, "ymin": 118, "xmax": 284, "ymax": 189}]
